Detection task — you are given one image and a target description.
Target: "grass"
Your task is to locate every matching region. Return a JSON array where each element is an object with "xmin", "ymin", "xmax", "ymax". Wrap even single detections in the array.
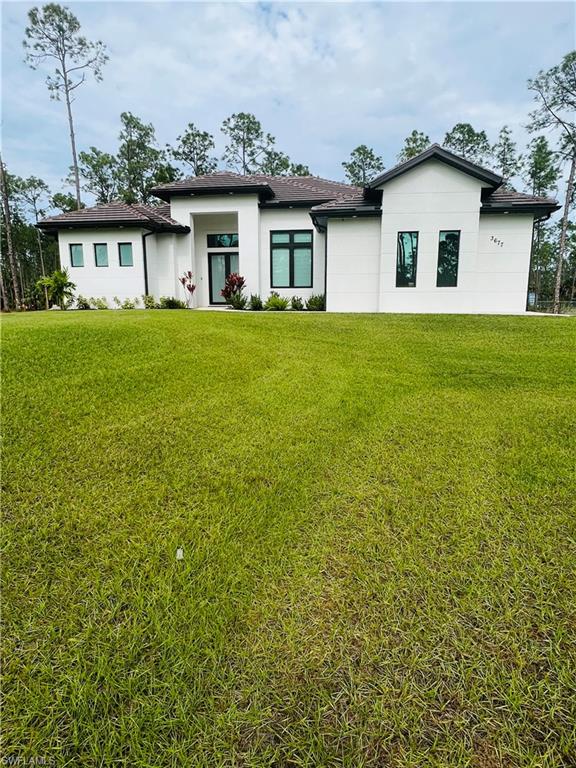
[{"xmin": 2, "ymin": 309, "xmax": 575, "ymax": 768}]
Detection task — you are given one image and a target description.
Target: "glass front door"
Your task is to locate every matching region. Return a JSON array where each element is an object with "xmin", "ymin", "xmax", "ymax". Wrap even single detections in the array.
[{"xmin": 208, "ymin": 252, "xmax": 239, "ymax": 304}]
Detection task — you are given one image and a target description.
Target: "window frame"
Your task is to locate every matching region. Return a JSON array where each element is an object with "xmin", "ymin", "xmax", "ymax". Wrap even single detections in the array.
[
  {"xmin": 69, "ymin": 243, "xmax": 84, "ymax": 268},
  {"xmin": 118, "ymin": 242, "xmax": 134, "ymax": 267},
  {"xmin": 93, "ymin": 242, "xmax": 109, "ymax": 268},
  {"xmin": 396, "ymin": 231, "xmax": 419, "ymax": 288},
  {"xmin": 206, "ymin": 233, "xmax": 239, "ymax": 249},
  {"xmin": 436, "ymin": 229, "xmax": 461, "ymax": 288},
  {"xmin": 270, "ymin": 230, "xmax": 313, "ymax": 289}
]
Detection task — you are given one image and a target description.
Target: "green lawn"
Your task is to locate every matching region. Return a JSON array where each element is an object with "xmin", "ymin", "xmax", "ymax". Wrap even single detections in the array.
[{"xmin": 2, "ymin": 310, "xmax": 575, "ymax": 767}]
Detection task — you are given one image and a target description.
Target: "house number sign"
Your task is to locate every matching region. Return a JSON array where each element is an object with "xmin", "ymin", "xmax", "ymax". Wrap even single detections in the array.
[{"xmin": 490, "ymin": 235, "xmax": 504, "ymax": 247}]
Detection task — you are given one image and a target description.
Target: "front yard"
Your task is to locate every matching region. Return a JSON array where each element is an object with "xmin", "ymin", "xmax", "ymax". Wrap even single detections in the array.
[{"xmin": 2, "ymin": 310, "xmax": 575, "ymax": 767}]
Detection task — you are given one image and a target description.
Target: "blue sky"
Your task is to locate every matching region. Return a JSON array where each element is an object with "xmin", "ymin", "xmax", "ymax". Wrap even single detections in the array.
[{"xmin": 1, "ymin": 1, "xmax": 574, "ymax": 199}]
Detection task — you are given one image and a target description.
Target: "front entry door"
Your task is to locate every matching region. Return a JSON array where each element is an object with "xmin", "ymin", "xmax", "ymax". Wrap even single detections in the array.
[{"xmin": 208, "ymin": 252, "xmax": 239, "ymax": 304}]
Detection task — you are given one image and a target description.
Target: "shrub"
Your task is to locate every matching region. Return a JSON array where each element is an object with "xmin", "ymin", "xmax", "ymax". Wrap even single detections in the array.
[
  {"xmin": 112, "ymin": 296, "xmax": 121, "ymax": 308},
  {"xmin": 159, "ymin": 296, "xmax": 187, "ymax": 309},
  {"xmin": 248, "ymin": 294, "xmax": 263, "ymax": 311},
  {"xmin": 120, "ymin": 297, "xmax": 139, "ymax": 310},
  {"xmin": 141, "ymin": 294, "xmax": 159, "ymax": 309},
  {"xmin": 291, "ymin": 296, "xmax": 304, "ymax": 311},
  {"xmin": 264, "ymin": 292, "xmax": 289, "ymax": 311},
  {"xmin": 221, "ymin": 273, "xmax": 246, "ymax": 309},
  {"xmin": 306, "ymin": 293, "xmax": 326, "ymax": 311},
  {"xmin": 90, "ymin": 297, "xmax": 109, "ymax": 310},
  {"xmin": 76, "ymin": 295, "xmax": 92, "ymax": 310}
]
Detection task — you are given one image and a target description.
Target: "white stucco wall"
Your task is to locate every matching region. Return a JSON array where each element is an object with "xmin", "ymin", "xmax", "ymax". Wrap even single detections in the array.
[
  {"xmin": 325, "ymin": 218, "xmax": 381, "ymax": 312},
  {"xmin": 58, "ymin": 228, "xmax": 147, "ymax": 305},
  {"xmin": 259, "ymin": 209, "xmax": 325, "ymax": 302}
]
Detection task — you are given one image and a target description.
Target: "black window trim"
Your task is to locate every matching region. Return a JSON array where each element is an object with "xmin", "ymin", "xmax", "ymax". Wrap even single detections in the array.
[
  {"xmin": 396, "ymin": 231, "xmax": 419, "ymax": 288},
  {"xmin": 93, "ymin": 242, "xmax": 109, "ymax": 268},
  {"xmin": 206, "ymin": 233, "xmax": 239, "ymax": 249},
  {"xmin": 270, "ymin": 229, "xmax": 313, "ymax": 289},
  {"xmin": 69, "ymin": 243, "xmax": 84, "ymax": 268},
  {"xmin": 436, "ymin": 229, "xmax": 461, "ymax": 288},
  {"xmin": 118, "ymin": 241, "xmax": 134, "ymax": 267}
]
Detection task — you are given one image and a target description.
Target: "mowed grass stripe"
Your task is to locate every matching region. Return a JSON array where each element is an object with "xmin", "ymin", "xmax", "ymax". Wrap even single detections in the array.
[{"xmin": 2, "ymin": 310, "xmax": 575, "ymax": 767}]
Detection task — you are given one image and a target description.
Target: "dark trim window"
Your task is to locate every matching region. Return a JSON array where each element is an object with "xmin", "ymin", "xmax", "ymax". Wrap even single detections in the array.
[
  {"xmin": 436, "ymin": 230, "xmax": 461, "ymax": 287},
  {"xmin": 207, "ymin": 233, "xmax": 239, "ymax": 248},
  {"xmin": 396, "ymin": 231, "xmax": 418, "ymax": 287},
  {"xmin": 118, "ymin": 242, "xmax": 133, "ymax": 267},
  {"xmin": 94, "ymin": 243, "xmax": 108, "ymax": 267},
  {"xmin": 270, "ymin": 230, "xmax": 313, "ymax": 288},
  {"xmin": 69, "ymin": 243, "xmax": 84, "ymax": 267}
]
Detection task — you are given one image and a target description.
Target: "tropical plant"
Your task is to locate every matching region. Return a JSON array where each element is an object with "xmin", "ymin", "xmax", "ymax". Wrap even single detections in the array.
[
  {"xmin": 90, "ymin": 296, "xmax": 108, "ymax": 309},
  {"xmin": 36, "ymin": 269, "xmax": 76, "ymax": 309},
  {"xmin": 291, "ymin": 296, "xmax": 304, "ymax": 311},
  {"xmin": 76, "ymin": 295, "xmax": 91, "ymax": 310},
  {"xmin": 141, "ymin": 294, "xmax": 159, "ymax": 309},
  {"xmin": 305, "ymin": 294, "xmax": 326, "ymax": 311},
  {"xmin": 159, "ymin": 296, "xmax": 186, "ymax": 309},
  {"xmin": 221, "ymin": 272, "xmax": 246, "ymax": 308},
  {"xmin": 120, "ymin": 297, "xmax": 139, "ymax": 310},
  {"xmin": 248, "ymin": 293, "xmax": 263, "ymax": 311},
  {"xmin": 264, "ymin": 292, "xmax": 289, "ymax": 311},
  {"xmin": 178, "ymin": 271, "xmax": 196, "ymax": 308}
]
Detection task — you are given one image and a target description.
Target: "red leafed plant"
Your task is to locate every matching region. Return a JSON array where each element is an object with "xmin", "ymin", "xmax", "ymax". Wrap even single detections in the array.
[
  {"xmin": 178, "ymin": 271, "xmax": 196, "ymax": 308},
  {"xmin": 221, "ymin": 273, "xmax": 246, "ymax": 301}
]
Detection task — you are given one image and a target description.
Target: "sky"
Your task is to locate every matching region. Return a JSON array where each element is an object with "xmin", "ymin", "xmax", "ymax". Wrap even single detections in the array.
[{"xmin": 1, "ymin": 0, "xmax": 574, "ymax": 201}]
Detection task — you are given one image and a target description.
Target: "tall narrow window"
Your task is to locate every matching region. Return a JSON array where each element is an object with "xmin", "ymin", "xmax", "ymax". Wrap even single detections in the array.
[
  {"xmin": 270, "ymin": 231, "xmax": 313, "ymax": 288},
  {"xmin": 437, "ymin": 231, "xmax": 460, "ymax": 287},
  {"xmin": 94, "ymin": 243, "xmax": 108, "ymax": 267},
  {"xmin": 118, "ymin": 243, "xmax": 133, "ymax": 267},
  {"xmin": 69, "ymin": 244, "xmax": 84, "ymax": 267},
  {"xmin": 396, "ymin": 232, "xmax": 418, "ymax": 287}
]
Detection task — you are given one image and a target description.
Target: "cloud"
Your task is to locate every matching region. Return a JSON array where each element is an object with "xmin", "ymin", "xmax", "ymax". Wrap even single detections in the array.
[{"xmin": 2, "ymin": 0, "xmax": 574, "ymax": 197}]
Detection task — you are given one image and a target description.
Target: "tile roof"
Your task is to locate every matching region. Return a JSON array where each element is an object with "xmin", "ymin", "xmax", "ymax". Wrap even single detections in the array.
[
  {"xmin": 481, "ymin": 186, "xmax": 560, "ymax": 212},
  {"xmin": 37, "ymin": 202, "xmax": 190, "ymax": 233}
]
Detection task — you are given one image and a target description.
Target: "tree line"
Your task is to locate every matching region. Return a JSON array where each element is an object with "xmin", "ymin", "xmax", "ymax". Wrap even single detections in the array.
[{"xmin": 1, "ymin": 3, "xmax": 574, "ymax": 312}]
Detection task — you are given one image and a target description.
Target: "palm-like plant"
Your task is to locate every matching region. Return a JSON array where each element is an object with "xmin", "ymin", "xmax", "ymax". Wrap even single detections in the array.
[{"xmin": 36, "ymin": 269, "xmax": 76, "ymax": 309}]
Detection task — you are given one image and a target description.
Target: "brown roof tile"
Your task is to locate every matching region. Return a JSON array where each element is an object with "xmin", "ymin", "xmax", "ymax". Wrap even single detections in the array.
[{"xmin": 38, "ymin": 202, "xmax": 189, "ymax": 233}]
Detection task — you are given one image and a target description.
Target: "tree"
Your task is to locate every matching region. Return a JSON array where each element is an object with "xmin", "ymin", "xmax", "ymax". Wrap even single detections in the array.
[
  {"xmin": 221, "ymin": 113, "xmax": 275, "ymax": 174},
  {"xmin": 492, "ymin": 126, "xmax": 523, "ymax": 187},
  {"xmin": 289, "ymin": 163, "xmax": 311, "ymax": 176},
  {"xmin": 23, "ymin": 4, "xmax": 108, "ymax": 209},
  {"xmin": 169, "ymin": 123, "xmax": 217, "ymax": 176},
  {"xmin": 14, "ymin": 176, "xmax": 51, "ymax": 308},
  {"xmin": 51, "ymin": 191, "xmax": 79, "ymax": 212},
  {"xmin": 528, "ymin": 51, "xmax": 576, "ymax": 312},
  {"xmin": 397, "ymin": 130, "xmax": 431, "ymax": 162},
  {"xmin": 116, "ymin": 112, "xmax": 179, "ymax": 203},
  {"xmin": 443, "ymin": 123, "xmax": 491, "ymax": 165},
  {"xmin": 0, "ymin": 155, "xmax": 23, "ymax": 309},
  {"xmin": 342, "ymin": 145, "xmax": 384, "ymax": 186},
  {"xmin": 259, "ymin": 149, "xmax": 291, "ymax": 175},
  {"xmin": 78, "ymin": 147, "xmax": 118, "ymax": 203},
  {"xmin": 36, "ymin": 268, "xmax": 76, "ymax": 308}
]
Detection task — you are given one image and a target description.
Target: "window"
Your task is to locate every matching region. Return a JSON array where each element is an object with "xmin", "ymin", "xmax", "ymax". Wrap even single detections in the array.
[
  {"xmin": 396, "ymin": 232, "xmax": 418, "ymax": 287},
  {"xmin": 94, "ymin": 243, "xmax": 108, "ymax": 267},
  {"xmin": 207, "ymin": 233, "xmax": 239, "ymax": 248},
  {"xmin": 437, "ymin": 230, "xmax": 460, "ymax": 287},
  {"xmin": 69, "ymin": 244, "xmax": 84, "ymax": 267},
  {"xmin": 118, "ymin": 243, "xmax": 133, "ymax": 267},
  {"xmin": 270, "ymin": 230, "xmax": 313, "ymax": 288}
]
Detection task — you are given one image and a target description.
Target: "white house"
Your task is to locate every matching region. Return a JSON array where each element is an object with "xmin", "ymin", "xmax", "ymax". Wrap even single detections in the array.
[{"xmin": 38, "ymin": 145, "xmax": 559, "ymax": 314}]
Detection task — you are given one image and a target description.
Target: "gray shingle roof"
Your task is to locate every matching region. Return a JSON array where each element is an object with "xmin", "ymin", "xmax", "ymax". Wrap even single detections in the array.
[{"xmin": 37, "ymin": 202, "xmax": 190, "ymax": 233}]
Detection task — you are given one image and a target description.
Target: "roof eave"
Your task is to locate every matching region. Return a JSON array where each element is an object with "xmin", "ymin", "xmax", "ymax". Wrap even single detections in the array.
[
  {"xmin": 36, "ymin": 219, "xmax": 190, "ymax": 234},
  {"xmin": 151, "ymin": 185, "xmax": 274, "ymax": 202}
]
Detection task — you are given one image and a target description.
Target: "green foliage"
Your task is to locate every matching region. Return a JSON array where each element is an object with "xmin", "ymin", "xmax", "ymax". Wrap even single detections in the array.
[
  {"xmin": 342, "ymin": 145, "xmax": 384, "ymax": 186},
  {"xmin": 228, "ymin": 292, "xmax": 248, "ymax": 310},
  {"xmin": 259, "ymin": 149, "xmax": 291, "ymax": 176},
  {"xmin": 264, "ymin": 291, "xmax": 289, "ymax": 311},
  {"xmin": 221, "ymin": 112, "xmax": 275, "ymax": 174},
  {"xmin": 78, "ymin": 147, "xmax": 118, "ymax": 203},
  {"xmin": 289, "ymin": 163, "xmax": 311, "ymax": 176},
  {"xmin": 248, "ymin": 293, "xmax": 263, "ymax": 311},
  {"xmin": 141, "ymin": 294, "xmax": 159, "ymax": 309},
  {"xmin": 444, "ymin": 123, "xmax": 492, "ymax": 165},
  {"xmin": 524, "ymin": 136, "xmax": 560, "ymax": 196},
  {"xmin": 290, "ymin": 296, "xmax": 304, "ymax": 311},
  {"xmin": 159, "ymin": 296, "xmax": 186, "ymax": 309},
  {"xmin": 50, "ymin": 192, "xmax": 79, "ymax": 213},
  {"xmin": 76, "ymin": 295, "xmax": 92, "ymax": 310},
  {"xmin": 169, "ymin": 123, "xmax": 217, "ymax": 176},
  {"xmin": 89, "ymin": 296, "xmax": 109, "ymax": 310},
  {"xmin": 528, "ymin": 51, "xmax": 576, "ymax": 148},
  {"xmin": 492, "ymin": 126, "xmax": 523, "ymax": 187},
  {"xmin": 35, "ymin": 269, "xmax": 76, "ymax": 309},
  {"xmin": 2, "ymin": 312, "xmax": 575, "ymax": 766},
  {"xmin": 397, "ymin": 130, "xmax": 431, "ymax": 162},
  {"xmin": 305, "ymin": 293, "xmax": 326, "ymax": 311},
  {"xmin": 120, "ymin": 297, "xmax": 139, "ymax": 310}
]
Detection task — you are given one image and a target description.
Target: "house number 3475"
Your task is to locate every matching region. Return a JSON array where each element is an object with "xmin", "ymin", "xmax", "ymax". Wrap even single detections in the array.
[{"xmin": 490, "ymin": 235, "xmax": 504, "ymax": 247}]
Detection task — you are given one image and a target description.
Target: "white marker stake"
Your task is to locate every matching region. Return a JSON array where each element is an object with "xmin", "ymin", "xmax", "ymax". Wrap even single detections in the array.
[{"xmin": 176, "ymin": 547, "xmax": 184, "ymax": 561}]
